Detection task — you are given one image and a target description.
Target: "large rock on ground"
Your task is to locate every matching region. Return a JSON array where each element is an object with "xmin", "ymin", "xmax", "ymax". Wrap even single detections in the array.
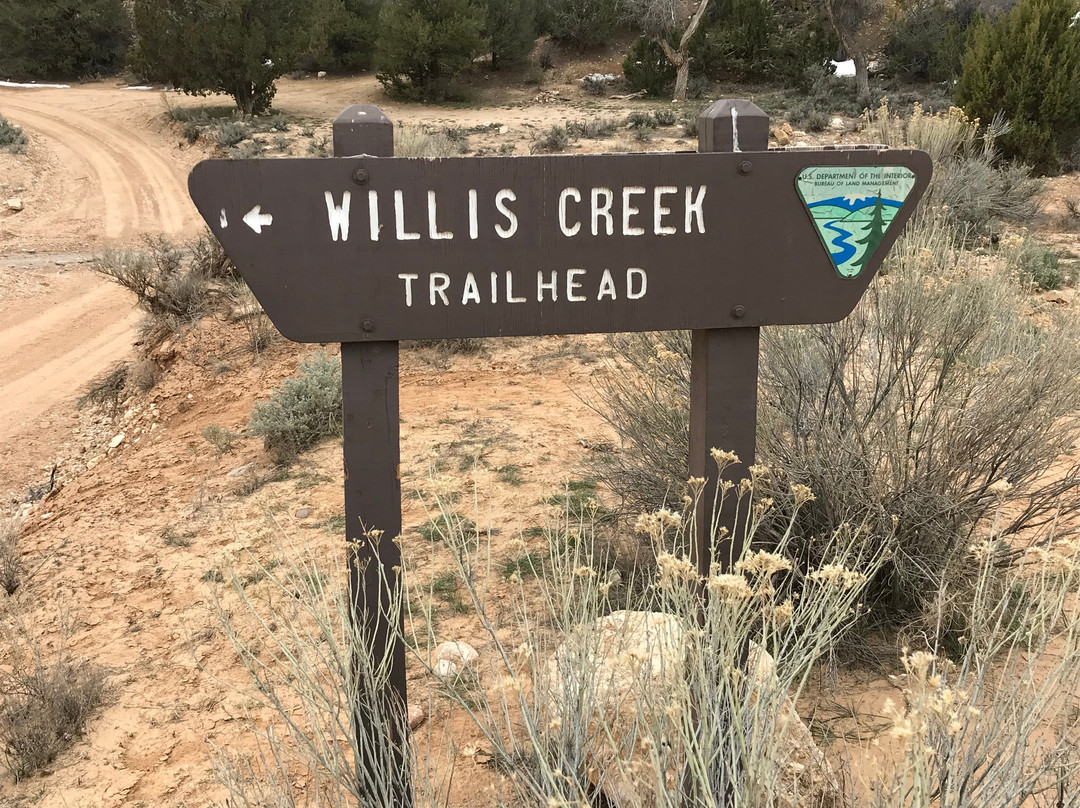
[{"xmin": 543, "ymin": 610, "xmax": 840, "ymax": 808}]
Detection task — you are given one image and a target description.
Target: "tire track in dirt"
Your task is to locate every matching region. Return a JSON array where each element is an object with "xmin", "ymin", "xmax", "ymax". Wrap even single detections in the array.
[{"xmin": 1, "ymin": 93, "xmax": 199, "ymax": 244}]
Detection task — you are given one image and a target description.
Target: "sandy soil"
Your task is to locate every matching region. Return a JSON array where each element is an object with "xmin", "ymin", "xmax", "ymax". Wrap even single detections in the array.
[{"xmin": 0, "ymin": 71, "xmax": 1073, "ymax": 807}]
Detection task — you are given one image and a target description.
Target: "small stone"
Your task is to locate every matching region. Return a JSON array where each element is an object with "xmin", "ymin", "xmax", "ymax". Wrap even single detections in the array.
[
  {"xmin": 317, "ymin": 71, "xmax": 327, "ymax": 78},
  {"xmin": 407, "ymin": 704, "xmax": 426, "ymax": 729},
  {"xmin": 770, "ymin": 125, "xmax": 791, "ymax": 147},
  {"xmin": 86, "ymin": 455, "xmax": 103, "ymax": 469},
  {"xmin": 829, "ymin": 116, "xmax": 846, "ymax": 131},
  {"xmin": 295, "ymin": 507, "xmax": 312, "ymax": 519},
  {"xmin": 227, "ymin": 462, "xmax": 257, "ymax": 478},
  {"xmin": 109, "ymin": 433, "xmax": 125, "ymax": 449},
  {"xmin": 5, "ymin": 198, "xmax": 23, "ymax": 212}
]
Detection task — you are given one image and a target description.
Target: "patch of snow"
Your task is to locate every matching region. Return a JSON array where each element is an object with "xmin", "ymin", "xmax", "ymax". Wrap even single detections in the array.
[
  {"xmin": 0, "ymin": 80, "xmax": 70, "ymax": 89},
  {"xmin": 123, "ymin": 85, "xmax": 155, "ymax": 91},
  {"xmin": 831, "ymin": 59, "xmax": 855, "ymax": 78},
  {"xmin": 581, "ymin": 73, "xmax": 618, "ymax": 84}
]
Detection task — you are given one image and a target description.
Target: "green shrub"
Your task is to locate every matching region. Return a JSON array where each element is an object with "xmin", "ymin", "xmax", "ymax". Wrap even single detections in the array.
[
  {"xmin": 591, "ymin": 220, "xmax": 1080, "ymax": 635},
  {"xmin": 1004, "ymin": 235, "xmax": 1067, "ymax": 290},
  {"xmin": 133, "ymin": 0, "xmax": 309, "ymax": 115},
  {"xmin": 214, "ymin": 120, "xmax": 252, "ymax": 147},
  {"xmin": 622, "ymin": 37, "xmax": 675, "ymax": 96},
  {"xmin": 541, "ymin": 0, "xmax": 624, "ymax": 47},
  {"xmin": 0, "ymin": 116, "xmax": 28, "ymax": 155},
  {"xmin": 690, "ymin": 0, "xmax": 837, "ymax": 84},
  {"xmin": 956, "ymin": 0, "xmax": 1080, "ymax": 172},
  {"xmin": 565, "ymin": 117, "xmax": 619, "ymax": 139},
  {"xmin": 0, "ymin": 0, "xmax": 131, "ymax": 80},
  {"xmin": 531, "ymin": 125, "xmax": 570, "ymax": 153},
  {"xmin": 487, "ymin": 0, "xmax": 536, "ymax": 68},
  {"xmin": 300, "ymin": 0, "xmax": 381, "ymax": 72},
  {"xmin": 248, "ymin": 352, "xmax": 343, "ymax": 464},
  {"xmin": 883, "ymin": 0, "xmax": 975, "ymax": 82},
  {"xmin": 375, "ymin": 0, "xmax": 486, "ymax": 101}
]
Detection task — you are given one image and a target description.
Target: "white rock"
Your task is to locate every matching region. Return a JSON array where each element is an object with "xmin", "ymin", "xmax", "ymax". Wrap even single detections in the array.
[
  {"xmin": 830, "ymin": 59, "xmax": 855, "ymax": 77},
  {"xmin": 317, "ymin": 71, "xmax": 327, "ymax": 78},
  {"xmin": 829, "ymin": 116, "xmax": 846, "ymax": 132},
  {"xmin": 433, "ymin": 640, "xmax": 478, "ymax": 678},
  {"xmin": 5, "ymin": 198, "xmax": 23, "ymax": 212},
  {"xmin": 108, "ymin": 433, "xmax": 125, "ymax": 449}
]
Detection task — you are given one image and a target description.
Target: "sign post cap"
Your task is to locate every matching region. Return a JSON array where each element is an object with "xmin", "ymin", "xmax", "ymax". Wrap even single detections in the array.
[
  {"xmin": 333, "ymin": 104, "xmax": 393, "ymax": 157},
  {"xmin": 698, "ymin": 99, "xmax": 769, "ymax": 153}
]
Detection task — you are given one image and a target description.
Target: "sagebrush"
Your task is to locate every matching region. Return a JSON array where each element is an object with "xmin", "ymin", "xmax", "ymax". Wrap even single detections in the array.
[
  {"xmin": 248, "ymin": 352, "xmax": 343, "ymax": 465},
  {"xmin": 592, "ymin": 218, "xmax": 1080, "ymax": 634}
]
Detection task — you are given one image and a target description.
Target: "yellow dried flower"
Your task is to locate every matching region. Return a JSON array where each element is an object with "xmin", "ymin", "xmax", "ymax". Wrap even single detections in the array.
[
  {"xmin": 736, "ymin": 550, "xmax": 792, "ymax": 577},
  {"xmin": 706, "ymin": 573, "xmax": 754, "ymax": 602}
]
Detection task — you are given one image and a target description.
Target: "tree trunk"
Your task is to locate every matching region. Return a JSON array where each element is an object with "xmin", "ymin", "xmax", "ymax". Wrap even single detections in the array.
[
  {"xmin": 673, "ymin": 52, "xmax": 690, "ymax": 102},
  {"xmin": 853, "ymin": 50, "xmax": 871, "ymax": 110}
]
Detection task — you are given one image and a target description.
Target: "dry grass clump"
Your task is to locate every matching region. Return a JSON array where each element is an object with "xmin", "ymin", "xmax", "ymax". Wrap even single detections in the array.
[
  {"xmin": 210, "ymin": 527, "xmax": 447, "ymax": 807},
  {"xmin": 394, "ymin": 126, "xmax": 459, "ymax": 158},
  {"xmin": 0, "ymin": 518, "xmax": 21, "ymax": 596},
  {"xmin": 863, "ymin": 101, "xmax": 1042, "ymax": 236},
  {"xmin": 0, "ymin": 625, "xmax": 106, "ymax": 782},
  {"xmin": 94, "ymin": 230, "xmax": 241, "ymax": 340},
  {"xmin": 418, "ymin": 464, "xmax": 883, "ymax": 808},
  {"xmin": 872, "ymin": 507, "xmax": 1080, "ymax": 807},
  {"xmin": 591, "ymin": 218, "xmax": 1080, "ymax": 636}
]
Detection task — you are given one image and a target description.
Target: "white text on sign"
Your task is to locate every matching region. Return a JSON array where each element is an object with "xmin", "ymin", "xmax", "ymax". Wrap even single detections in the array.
[{"xmin": 323, "ymin": 185, "xmax": 709, "ymax": 243}]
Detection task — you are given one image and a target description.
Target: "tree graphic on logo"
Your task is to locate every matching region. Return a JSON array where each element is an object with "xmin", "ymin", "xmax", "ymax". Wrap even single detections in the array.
[{"xmin": 852, "ymin": 192, "xmax": 886, "ymax": 274}]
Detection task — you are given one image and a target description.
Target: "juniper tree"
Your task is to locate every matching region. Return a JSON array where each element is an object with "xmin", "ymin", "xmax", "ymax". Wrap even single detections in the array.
[
  {"xmin": 955, "ymin": 0, "xmax": 1080, "ymax": 172},
  {"xmin": 0, "ymin": 0, "xmax": 131, "ymax": 81},
  {"xmin": 132, "ymin": 0, "xmax": 312, "ymax": 116},
  {"xmin": 375, "ymin": 0, "xmax": 486, "ymax": 100}
]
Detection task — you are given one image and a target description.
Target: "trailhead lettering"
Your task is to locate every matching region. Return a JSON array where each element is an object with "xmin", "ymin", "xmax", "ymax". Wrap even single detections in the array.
[{"xmin": 323, "ymin": 184, "xmax": 709, "ymax": 243}]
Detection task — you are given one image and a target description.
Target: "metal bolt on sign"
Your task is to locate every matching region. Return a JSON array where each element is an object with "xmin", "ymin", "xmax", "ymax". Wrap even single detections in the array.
[{"xmin": 187, "ymin": 100, "xmax": 930, "ymax": 805}]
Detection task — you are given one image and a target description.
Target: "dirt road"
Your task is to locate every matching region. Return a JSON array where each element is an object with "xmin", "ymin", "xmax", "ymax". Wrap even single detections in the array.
[
  {"xmin": 0, "ymin": 83, "xmax": 207, "ymax": 504},
  {"xmin": 0, "ymin": 85, "xmax": 203, "ymax": 252}
]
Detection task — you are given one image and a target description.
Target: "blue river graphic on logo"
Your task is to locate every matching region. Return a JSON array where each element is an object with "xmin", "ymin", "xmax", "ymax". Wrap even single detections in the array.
[{"xmin": 796, "ymin": 167, "xmax": 917, "ymax": 279}]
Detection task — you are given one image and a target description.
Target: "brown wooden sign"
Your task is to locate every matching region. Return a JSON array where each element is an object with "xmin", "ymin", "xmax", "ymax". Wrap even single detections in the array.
[
  {"xmin": 188, "ymin": 100, "xmax": 930, "ymax": 807},
  {"xmin": 188, "ymin": 148, "xmax": 930, "ymax": 343}
]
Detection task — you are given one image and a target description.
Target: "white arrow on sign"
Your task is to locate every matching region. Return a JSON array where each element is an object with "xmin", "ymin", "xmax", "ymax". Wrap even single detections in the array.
[{"xmin": 243, "ymin": 205, "xmax": 273, "ymax": 234}]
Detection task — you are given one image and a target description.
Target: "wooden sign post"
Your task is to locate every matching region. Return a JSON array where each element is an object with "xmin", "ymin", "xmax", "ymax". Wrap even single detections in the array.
[{"xmin": 187, "ymin": 101, "xmax": 931, "ymax": 804}]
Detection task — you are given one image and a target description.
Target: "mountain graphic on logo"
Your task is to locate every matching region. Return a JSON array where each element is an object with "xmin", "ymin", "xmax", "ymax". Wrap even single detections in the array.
[{"xmin": 796, "ymin": 167, "xmax": 916, "ymax": 279}]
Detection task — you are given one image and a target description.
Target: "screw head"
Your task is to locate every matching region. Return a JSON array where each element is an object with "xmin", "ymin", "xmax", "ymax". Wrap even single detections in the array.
[
  {"xmin": 361, "ymin": 318, "xmax": 375, "ymax": 332},
  {"xmin": 730, "ymin": 305, "xmax": 746, "ymax": 319},
  {"xmin": 352, "ymin": 167, "xmax": 369, "ymax": 185},
  {"xmin": 737, "ymin": 160, "xmax": 753, "ymax": 176}
]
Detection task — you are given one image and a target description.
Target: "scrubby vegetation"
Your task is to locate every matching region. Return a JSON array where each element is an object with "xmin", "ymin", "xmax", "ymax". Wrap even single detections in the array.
[
  {"xmin": 0, "ymin": 0, "xmax": 131, "ymax": 81},
  {"xmin": 589, "ymin": 104, "xmax": 1080, "ymax": 644},
  {"xmin": 0, "ymin": 626, "xmax": 106, "ymax": 782},
  {"xmin": 213, "ymin": 465, "xmax": 1080, "ymax": 807},
  {"xmin": 93, "ymin": 231, "xmax": 245, "ymax": 340},
  {"xmin": 0, "ymin": 116, "xmax": 29, "ymax": 155},
  {"xmin": 248, "ymin": 352, "xmax": 343, "ymax": 465}
]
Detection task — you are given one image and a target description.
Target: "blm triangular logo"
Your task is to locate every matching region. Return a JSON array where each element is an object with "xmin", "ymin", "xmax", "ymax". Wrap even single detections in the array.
[{"xmin": 796, "ymin": 166, "xmax": 917, "ymax": 279}]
